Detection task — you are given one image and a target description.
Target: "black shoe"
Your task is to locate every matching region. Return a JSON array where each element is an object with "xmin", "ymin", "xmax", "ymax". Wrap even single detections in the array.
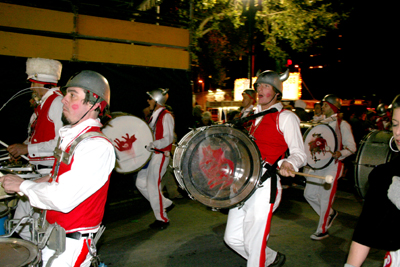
[
  {"xmin": 327, "ymin": 209, "xmax": 338, "ymax": 229},
  {"xmin": 268, "ymin": 252, "xmax": 286, "ymax": 267},
  {"xmin": 149, "ymin": 220, "xmax": 170, "ymax": 230},
  {"xmin": 165, "ymin": 203, "xmax": 175, "ymax": 213},
  {"xmin": 310, "ymin": 231, "xmax": 329, "ymax": 240}
]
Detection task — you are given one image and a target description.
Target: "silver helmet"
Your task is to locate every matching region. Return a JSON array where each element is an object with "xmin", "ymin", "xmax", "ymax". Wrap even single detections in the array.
[
  {"xmin": 376, "ymin": 103, "xmax": 387, "ymax": 116},
  {"xmin": 254, "ymin": 69, "xmax": 289, "ymax": 93},
  {"xmin": 65, "ymin": 70, "xmax": 110, "ymax": 105},
  {"xmin": 322, "ymin": 94, "xmax": 342, "ymax": 110},
  {"xmin": 147, "ymin": 88, "xmax": 169, "ymax": 106}
]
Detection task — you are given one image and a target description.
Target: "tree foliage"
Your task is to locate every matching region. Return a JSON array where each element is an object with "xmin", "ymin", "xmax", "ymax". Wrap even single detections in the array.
[{"xmin": 164, "ymin": 0, "xmax": 350, "ymax": 87}]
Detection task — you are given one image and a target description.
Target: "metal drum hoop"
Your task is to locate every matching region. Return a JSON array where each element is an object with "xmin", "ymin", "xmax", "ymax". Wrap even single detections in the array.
[
  {"xmin": 303, "ymin": 123, "xmax": 338, "ymax": 170},
  {"xmin": 173, "ymin": 125, "xmax": 262, "ymax": 209},
  {"xmin": 0, "ymin": 237, "xmax": 40, "ymax": 266},
  {"xmin": 354, "ymin": 130, "xmax": 396, "ymax": 198}
]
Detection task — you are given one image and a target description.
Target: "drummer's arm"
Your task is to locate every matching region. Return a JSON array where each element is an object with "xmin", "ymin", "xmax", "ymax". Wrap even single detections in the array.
[
  {"xmin": 35, "ymin": 175, "xmax": 51, "ymax": 183},
  {"xmin": 338, "ymin": 121, "xmax": 357, "ymax": 160},
  {"xmin": 277, "ymin": 111, "xmax": 307, "ymax": 173}
]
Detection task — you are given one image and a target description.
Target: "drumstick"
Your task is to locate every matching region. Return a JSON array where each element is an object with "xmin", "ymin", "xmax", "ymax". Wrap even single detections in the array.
[
  {"xmin": 0, "ymin": 140, "xmax": 30, "ymax": 161},
  {"xmin": 293, "ymin": 171, "xmax": 334, "ymax": 184},
  {"xmin": 0, "ymin": 171, "xmax": 24, "ymax": 196},
  {"xmin": 279, "ymin": 169, "xmax": 334, "ymax": 184},
  {"xmin": 145, "ymin": 146, "xmax": 170, "ymax": 157}
]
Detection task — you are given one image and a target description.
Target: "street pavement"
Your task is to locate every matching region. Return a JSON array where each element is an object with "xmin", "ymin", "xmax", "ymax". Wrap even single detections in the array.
[{"xmin": 98, "ymin": 175, "xmax": 386, "ymax": 267}]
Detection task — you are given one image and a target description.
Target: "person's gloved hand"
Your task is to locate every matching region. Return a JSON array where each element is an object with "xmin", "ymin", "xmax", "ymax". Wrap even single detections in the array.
[
  {"xmin": 388, "ymin": 176, "xmax": 400, "ymax": 210},
  {"xmin": 146, "ymin": 142, "xmax": 155, "ymax": 152}
]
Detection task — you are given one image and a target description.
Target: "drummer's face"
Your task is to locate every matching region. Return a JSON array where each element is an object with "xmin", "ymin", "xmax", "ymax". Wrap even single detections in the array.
[
  {"xmin": 242, "ymin": 94, "xmax": 252, "ymax": 108},
  {"xmin": 147, "ymin": 98, "xmax": 156, "ymax": 111},
  {"xmin": 392, "ymin": 108, "xmax": 400, "ymax": 150},
  {"xmin": 61, "ymin": 87, "xmax": 93, "ymax": 126},
  {"xmin": 322, "ymin": 102, "xmax": 333, "ymax": 117},
  {"xmin": 256, "ymin": 83, "xmax": 276, "ymax": 109}
]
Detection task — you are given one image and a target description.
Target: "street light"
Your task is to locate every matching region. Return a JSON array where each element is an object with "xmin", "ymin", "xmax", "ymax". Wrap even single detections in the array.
[{"xmin": 198, "ymin": 79, "xmax": 204, "ymax": 92}]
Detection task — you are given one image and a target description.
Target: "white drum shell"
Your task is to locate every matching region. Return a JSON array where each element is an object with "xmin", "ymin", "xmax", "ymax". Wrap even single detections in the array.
[{"xmin": 354, "ymin": 130, "xmax": 397, "ymax": 198}]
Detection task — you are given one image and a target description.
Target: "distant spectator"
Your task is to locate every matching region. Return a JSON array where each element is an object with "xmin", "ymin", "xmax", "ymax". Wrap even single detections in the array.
[
  {"xmin": 192, "ymin": 105, "xmax": 203, "ymax": 127},
  {"xmin": 195, "ymin": 111, "xmax": 214, "ymax": 127},
  {"xmin": 294, "ymin": 99, "xmax": 311, "ymax": 122},
  {"xmin": 311, "ymin": 102, "xmax": 325, "ymax": 123}
]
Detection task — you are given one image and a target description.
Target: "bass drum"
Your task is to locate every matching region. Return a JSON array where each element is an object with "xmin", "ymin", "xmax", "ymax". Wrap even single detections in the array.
[
  {"xmin": 354, "ymin": 130, "xmax": 398, "ymax": 198},
  {"xmin": 173, "ymin": 125, "xmax": 262, "ymax": 209},
  {"xmin": 102, "ymin": 113, "xmax": 153, "ymax": 173},
  {"xmin": 0, "ymin": 237, "xmax": 41, "ymax": 266},
  {"xmin": 303, "ymin": 123, "xmax": 338, "ymax": 170}
]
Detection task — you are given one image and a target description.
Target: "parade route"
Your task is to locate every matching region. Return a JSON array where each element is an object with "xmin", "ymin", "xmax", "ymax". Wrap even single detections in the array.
[{"xmin": 99, "ymin": 178, "xmax": 385, "ymax": 267}]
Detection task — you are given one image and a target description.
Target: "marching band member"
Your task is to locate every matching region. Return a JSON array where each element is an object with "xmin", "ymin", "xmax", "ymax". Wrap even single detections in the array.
[
  {"xmin": 345, "ymin": 94, "xmax": 400, "ymax": 267},
  {"xmin": 304, "ymin": 94, "xmax": 357, "ymax": 240},
  {"xmin": 1, "ymin": 70, "xmax": 115, "ymax": 266},
  {"xmin": 224, "ymin": 69, "xmax": 307, "ymax": 267},
  {"xmin": 9, "ymin": 57, "xmax": 64, "ymax": 240},
  {"xmin": 311, "ymin": 102, "xmax": 325, "ymax": 123},
  {"xmin": 136, "ymin": 88, "xmax": 175, "ymax": 230},
  {"xmin": 239, "ymin": 89, "xmax": 257, "ymax": 119}
]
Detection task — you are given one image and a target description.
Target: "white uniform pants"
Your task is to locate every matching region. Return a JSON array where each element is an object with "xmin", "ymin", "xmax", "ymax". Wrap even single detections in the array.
[
  {"xmin": 304, "ymin": 162, "xmax": 343, "ymax": 234},
  {"xmin": 224, "ymin": 177, "xmax": 282, "ymax": 267},
  {"xmin": 42, "ymin": 236, "xmax": 92, "ymax": 267},
  {"xmin": 384, "ymin": 250, "xmax": 400, "ymax": 267},
  {"xmin": 136, "ymin": 153, "xmax": 172, "ymax": 222}
]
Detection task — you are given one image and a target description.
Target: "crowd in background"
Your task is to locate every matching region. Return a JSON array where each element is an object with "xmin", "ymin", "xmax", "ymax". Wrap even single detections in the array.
[{"xmin": 191, "ymin": 100, "xmax": 392, "ymax": 146}]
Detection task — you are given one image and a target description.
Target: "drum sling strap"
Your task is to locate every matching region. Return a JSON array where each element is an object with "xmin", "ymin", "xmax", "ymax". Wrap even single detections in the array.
[
  {"xmin": 260, "ymin": 155, "xmax": 285, "ymax": 204},
  {"xmin": 234, "ymin": 107, "xmax": 281, "ymax": 204}
]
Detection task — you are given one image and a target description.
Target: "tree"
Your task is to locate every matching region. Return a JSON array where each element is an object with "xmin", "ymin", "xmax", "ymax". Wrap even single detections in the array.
[{"xmin": 162, "ymin": 0, "xmax": 350, "ymax": 87}]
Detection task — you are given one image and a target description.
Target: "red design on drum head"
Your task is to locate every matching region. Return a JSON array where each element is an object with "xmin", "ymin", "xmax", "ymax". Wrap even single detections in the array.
[
  {"xmin": 114, "ymin": 133, "xmax": 137, "ymax": 152},
  {"xmin": 199, "ymin": 145, "xmax": 234, "ymax": 190},
  {"xmin": 308, "ymin": 133, "xmax": 328, "ymax": 163}
]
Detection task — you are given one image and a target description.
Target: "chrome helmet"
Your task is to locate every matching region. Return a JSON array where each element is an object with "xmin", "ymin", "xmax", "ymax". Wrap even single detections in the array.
[
  {"xmin": 147, "ymin": 88, "xmax": 169, "ymax": 106},
  {"xmin": 65, "ymin": 70, "xmax": 110, "ymax": 106},
  {"xmin": 254, "ymin": 69, "xmax": 289, "ymax": 93}
]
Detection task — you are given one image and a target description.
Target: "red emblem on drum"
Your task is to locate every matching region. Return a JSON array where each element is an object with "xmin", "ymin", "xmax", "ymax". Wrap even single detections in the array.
[
  {"xmin": 308, "ymin": 133, "xmax": 328, "ymax": 162},
  {"xmin": 199, "ymin": 146, "xmax": 234, "ymax": 190},
  {"xmin": 114, "ymin": 133, "xmax": 137, "ymax": 152}
]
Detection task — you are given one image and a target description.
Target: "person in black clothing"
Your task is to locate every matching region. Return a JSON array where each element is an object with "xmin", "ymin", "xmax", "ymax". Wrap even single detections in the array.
[{"xmin": 344, "ymin": 94, "xmax": 400, "ymax": 267}]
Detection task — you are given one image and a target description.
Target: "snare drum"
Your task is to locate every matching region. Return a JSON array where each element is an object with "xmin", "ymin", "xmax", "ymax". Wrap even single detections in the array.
[
  {"xmin": 303, "ymin": 124, "xmax": 338, "ymax": 170},
  {"xmin": 354, "ymin": 130, "xmax": 398, "ymax": 198},
  {"xmin": 0, "ymin": 164, "xmax": 42, "ymax": 179},
  {"xmin": 173, "ymin": 125, "xmax": 262, "ymax": 209},
  {"xmin": 102, "ymin": 113, "xmax": 153, "ymax": 173},
  {"xmin": 0, "ymin": 237, "xmax": 41, "ymax": 266}
]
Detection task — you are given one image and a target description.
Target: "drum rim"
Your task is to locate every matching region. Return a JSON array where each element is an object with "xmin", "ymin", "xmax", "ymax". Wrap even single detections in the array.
[
  {"xmin": 102, "ymin": 113, "xmax": 154, "ymax": 174},
  {"xmin": 174, "ymin": 125, "xmax": 262, "ymax": 209},
  {"xmin": 354, "ymin": 130, "xmax": 394, "ymax": 198},
  {"xmin": 303, "ymin": 123, "xmax": 338, "ymax": 170},
  {"xmin": 0, "ymin": 237, "xmax": 38, "ymax": 266}
]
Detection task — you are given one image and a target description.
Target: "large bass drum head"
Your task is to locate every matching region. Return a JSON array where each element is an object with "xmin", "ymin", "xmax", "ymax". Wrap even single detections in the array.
[
  {"xmin": 102, "ymin": 113, "xmax": 153, "ymax": 173},
  {"xmin": 174, "ymin": 125, "xmax": 261, "ymax": 209},
  {"xmin": 303, "ymin": 124, "xmax": 338, "ymax": 170},
  {"xmin": 354, "ymin": 130, "xmax": 396, "ymax": 198}
]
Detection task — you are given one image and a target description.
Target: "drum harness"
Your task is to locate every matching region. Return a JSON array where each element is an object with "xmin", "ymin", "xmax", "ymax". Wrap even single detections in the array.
[
  {"xmin": 228, "ymin": 107, "xmax": 283, "ymax": 204},
  {"xmin": 34, "ymin": 131, "xmax": 113, "ymax": 266}
]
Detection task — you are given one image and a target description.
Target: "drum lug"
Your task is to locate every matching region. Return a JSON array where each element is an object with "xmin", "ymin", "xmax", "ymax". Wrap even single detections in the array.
[{"xmin": 237, "ymin": 201, "xmax": 245, "ymax": 209}]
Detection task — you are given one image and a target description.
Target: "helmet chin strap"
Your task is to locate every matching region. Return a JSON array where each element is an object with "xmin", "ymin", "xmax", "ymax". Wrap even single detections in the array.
[{"xmin": 70, "ymin": 97, "xmax": 100, "ymax": 126}]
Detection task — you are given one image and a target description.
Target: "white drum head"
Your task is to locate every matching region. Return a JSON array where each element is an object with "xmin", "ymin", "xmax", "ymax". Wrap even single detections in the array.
[
  {"xmin": 303, "ymin": 124, "xmax": 338, "ymax": 170},
  {"xmin": 103, "ymin": 114, "xmax": 153, "ymax": 173}
]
